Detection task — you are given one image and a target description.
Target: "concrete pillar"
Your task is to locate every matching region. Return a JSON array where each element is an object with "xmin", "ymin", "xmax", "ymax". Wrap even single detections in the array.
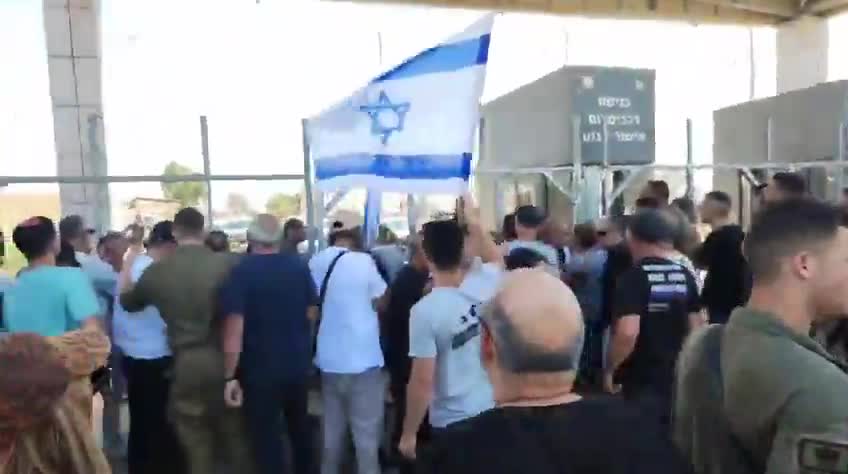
[
  {"xmin": 776, "ymin": 15, "xmax": 829, "ymax": 94},
  {"xmin": 43, "ymin": 0, "xmax": 110, "ymax": 232}
]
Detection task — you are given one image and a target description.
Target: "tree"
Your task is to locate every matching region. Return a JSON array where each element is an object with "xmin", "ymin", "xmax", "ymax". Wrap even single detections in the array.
[
  {"xmin": 266, "ymin": 193, "xmax": 302, "ymax": 218},
  {"xmin": 226, "ymin": 192, "xmax": 253, "ymax": 216},
  {"xmin": 161, "ymin": 161, "xmax": 206, "ymax": 207}
]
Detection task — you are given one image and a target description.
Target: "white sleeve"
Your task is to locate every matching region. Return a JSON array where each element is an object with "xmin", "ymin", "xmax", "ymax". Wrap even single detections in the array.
[
  {"xmin": 131, "ymin": 257, "xmax": 153, "ymax": 284},
  {"xmin": 367, "ymin": 256, "xmax": 388, "ymax": 299},
  {"xmin": 408, "ymin": 302, "xmax": 437, "ymax": 358},
  {"xmin": 309, "ymin": 252, "xmax": 325, "ymax": 289}
]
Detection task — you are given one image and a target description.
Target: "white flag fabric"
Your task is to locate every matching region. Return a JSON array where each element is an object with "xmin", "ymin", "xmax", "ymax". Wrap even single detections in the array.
[{"xmin": 308, "ymin": 15, "xmax": 495, "ymax": 194}]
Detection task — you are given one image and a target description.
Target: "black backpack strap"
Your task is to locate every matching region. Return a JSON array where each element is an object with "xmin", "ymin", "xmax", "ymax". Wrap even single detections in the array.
[
  {"xmin": 312, "ymin": 251, "xmax": 349, "ymax": 360},
  {"xmin": 319, "ymin": 251, "xmax": 348, "ymax": 311},
  {"xmin": 706, "ymin": 325, "xmax": 766, "ymax": 473}
]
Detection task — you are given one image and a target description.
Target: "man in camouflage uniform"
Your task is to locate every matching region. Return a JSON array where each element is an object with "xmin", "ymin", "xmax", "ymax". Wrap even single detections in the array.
[
  {"xmin": 674, "ymin": 199, "xmax": 848, "ymax": 474},
  {"xmin": 121, "ymin": 208, "xmax": 253, "ymax": 474}
]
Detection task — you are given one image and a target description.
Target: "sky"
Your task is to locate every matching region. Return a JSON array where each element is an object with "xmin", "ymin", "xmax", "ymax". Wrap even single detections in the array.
[{"xmin": 3, "ymin": 0, "xmax": 844, "ymax": 217}]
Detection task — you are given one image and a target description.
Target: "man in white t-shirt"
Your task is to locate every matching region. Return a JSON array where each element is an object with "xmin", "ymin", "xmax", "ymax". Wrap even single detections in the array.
[
  {"xmin": 114, "ymin": 221, "xmax": 182, "ymax": 474},
  {"xmin": 399, "ymin": 200, "xmax": 503, "ymax": 460},
  {"xmin": 309, "ymin": 229, "xmax": 388, "ymax": 474}
]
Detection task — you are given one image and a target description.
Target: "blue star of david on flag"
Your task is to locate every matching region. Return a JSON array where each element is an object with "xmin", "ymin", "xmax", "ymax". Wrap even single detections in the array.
[
  {"xmin": 307, "ymin": 14, "xmax": 494, "ymax": 194},
  {"xmin": 359, "ymin": 91, "xmax": 411, "ymax": 145}
]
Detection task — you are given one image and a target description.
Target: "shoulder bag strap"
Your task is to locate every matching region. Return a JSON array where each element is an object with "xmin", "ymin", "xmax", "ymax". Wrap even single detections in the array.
[
  {"xmin": 708, "ymin": 326, "xmax": 766, "ymax": 473},
  {"xmin": 313, "ymin": 251, "xmax": 348, "ymax": 359},
  {"xmin": 319, "ymin": 251, "xmax": 348, "ymax": 313}
]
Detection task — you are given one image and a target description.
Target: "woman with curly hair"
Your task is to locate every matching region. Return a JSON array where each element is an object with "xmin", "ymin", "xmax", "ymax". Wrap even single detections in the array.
[{"xmin": 0, "ymin": 331, "xmax": 111, "ymax": 474}]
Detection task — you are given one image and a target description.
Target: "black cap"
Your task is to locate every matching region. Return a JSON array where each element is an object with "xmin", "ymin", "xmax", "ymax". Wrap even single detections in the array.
[
  {"xmin": 59, "ymin": 215, "xmax": 85, "ymax": 239},
  {"xmin": 147, "ymin": 221, "xmax": 176, "ymax": 246},
  {"xmin": 514, "ymin": 205, "xmax": 546, "ymax": 228}
]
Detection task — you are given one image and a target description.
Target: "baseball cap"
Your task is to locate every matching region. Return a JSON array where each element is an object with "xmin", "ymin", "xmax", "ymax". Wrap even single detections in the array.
[
  {"xmin": 247, "ymin": 214, "xmax": 283, "ymax": 245},
  {"xmin": 514, "ymin": 205, "xmax": 547, "ymax": 228},
  {"xmin": 147, "ymin": 221, "xmax": 176, "ymax": 246}
]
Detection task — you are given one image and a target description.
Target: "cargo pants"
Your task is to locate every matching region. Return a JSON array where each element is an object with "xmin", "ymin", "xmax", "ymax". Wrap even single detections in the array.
[{"xmin": 171, "ymin": 345, "xmax": 255, "ymax": 474}]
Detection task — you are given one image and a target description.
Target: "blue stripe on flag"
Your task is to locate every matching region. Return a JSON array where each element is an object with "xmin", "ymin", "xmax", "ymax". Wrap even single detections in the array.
[
  {"xmin": 315, "ymin": 153, "xmax": 472, "ymax": 181},
  {"xmin": 372, "ymin": 34, "xmax": 491, "ymax": 83}
]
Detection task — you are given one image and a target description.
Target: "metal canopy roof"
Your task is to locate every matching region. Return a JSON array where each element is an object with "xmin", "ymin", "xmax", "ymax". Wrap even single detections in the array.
[{"xmin": 336, "ymin": 0, "xmax": 848, "ymax": 24}]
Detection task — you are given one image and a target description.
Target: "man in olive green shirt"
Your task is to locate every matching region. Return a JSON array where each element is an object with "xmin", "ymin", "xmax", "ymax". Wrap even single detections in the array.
[
  {"xmin": 674, "ymin": 199, "xmax": 848, "ymax": 474},
  {"xmin": 120, "ymin": 208, "xmax": 253, "ymax": 474}
]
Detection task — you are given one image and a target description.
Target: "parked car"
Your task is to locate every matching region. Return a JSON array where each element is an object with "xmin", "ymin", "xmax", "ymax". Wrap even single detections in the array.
[
  {"xmin": 215, "ymin": 218, "xmax": 251, "ymax": 246},
  {"xmin": 381, "ymin": 217, "xmax": 410, "ymax": 240}
]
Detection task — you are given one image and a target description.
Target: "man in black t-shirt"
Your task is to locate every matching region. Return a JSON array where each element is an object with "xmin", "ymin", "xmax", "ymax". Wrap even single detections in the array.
[
  {"xmin": 384, "ymin": 237, "xmax": 430, "ymax": 474},
  {"xmin": 598, "ymin": 215, "xmax": 633, "ymax": 329},
  {"xmin": 605, "ymin": 209, "xmax": 704, "ymax": 427},
  {"xmin": 695, "ymin": 191, "xmax": 751, "ymax": 324},
  {"xmin": 417, "ymin": 270, "xmax": 690, "ymax": 474}
]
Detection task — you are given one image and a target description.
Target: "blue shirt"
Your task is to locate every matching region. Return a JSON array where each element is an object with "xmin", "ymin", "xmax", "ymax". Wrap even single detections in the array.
[
  {"xmin": 567, "ymin": 248, "xmax": 608, "ymax": 322},
  {"xmin": 2, "ymin": 266, "xmax": 101, "ymax": 336},
  {"xmin": 219, "ymin": 253, "xmax": 318, "ymax": 382},
  {"xmin": 408, "ymin": 262, "xmax": 501, "ymax": 427},
  {"xmin": 113, "ymin": 255, "xmax": 171, "ymax": 359},
  {"xmin": 0, "ymin": 274, "xmax": 12, "ymax": 331}
]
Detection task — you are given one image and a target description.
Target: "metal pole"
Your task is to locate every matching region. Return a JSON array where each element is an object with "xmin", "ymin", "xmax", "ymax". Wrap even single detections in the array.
[
  {"xmin": 302, "ymin": 118, "xmax": 317, "ymax": 254},
  {"xmin": 494, "ymin": 180, "xmax": 505, "ymax": 226},
  {"xmin": 766, "ymin": 116, "xmax": 774, "ymax": 164},
  {"xmin": 571, "ymin": 115, "xmax": 582, "ymax": 225},
  {"xmin": 406, "ymin": 194, "xmax": 417, "ymax": 237},
  {"xmin": 0, "ymin": 173, "xmax": 304, "ymax": 184},
  {"xmin": 601, "ymin": 120, "xmax": 609, "ymax": 214},
  {"xmin": 199, "ymin": 116, "xmax": 214, "ymax": 227},
  {"xmin": 837, "ymin": 122, "xmax": 846, "ymax": 200},
  {"xmin": 685, "ymin": 118, "xmax": 695, "ymax": 200},
  {"xmin": 87, "ymin": 113, "xmax": 110, "ymax": 233},
  {"xmin": 324, "ymin": 190, "xmax": 349, "ymax": 213}
]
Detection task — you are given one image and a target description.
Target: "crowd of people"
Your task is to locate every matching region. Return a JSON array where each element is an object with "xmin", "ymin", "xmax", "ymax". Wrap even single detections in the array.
[{"xmin": 2, "ymin": 171, "xmax": 848, "ymax": 474}]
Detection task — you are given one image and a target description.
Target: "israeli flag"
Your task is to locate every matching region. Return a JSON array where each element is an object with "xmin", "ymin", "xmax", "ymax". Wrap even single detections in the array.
[{"xmin": 308, "ymin": 15, "xmax": 494, "ymax": 194}]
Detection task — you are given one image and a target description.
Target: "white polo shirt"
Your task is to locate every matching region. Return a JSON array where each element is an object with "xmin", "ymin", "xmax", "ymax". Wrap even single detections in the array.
[{"xmin": 310, "ymin": 247, "xmax": 387, "ymax": 374}]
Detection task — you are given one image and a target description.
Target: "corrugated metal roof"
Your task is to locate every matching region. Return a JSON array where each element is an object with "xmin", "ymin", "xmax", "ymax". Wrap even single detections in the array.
[{"xmin": 335, "ymin": 0, "xmax": 848, "ymax": 24}]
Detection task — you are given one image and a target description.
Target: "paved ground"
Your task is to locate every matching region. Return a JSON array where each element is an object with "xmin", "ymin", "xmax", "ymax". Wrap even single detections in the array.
[{"xmin": 96, "ymin": 391, "xmax": 401, "ymax": 474}]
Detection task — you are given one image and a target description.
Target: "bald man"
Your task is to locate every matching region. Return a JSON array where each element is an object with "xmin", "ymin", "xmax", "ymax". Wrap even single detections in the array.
[
  {"xmin": 220, "ymin": 214, "xmax": 317, "ymax": 474},
  {"xmin": 417, "ymin": 270, "xmax": 690, "ymax": 474}
]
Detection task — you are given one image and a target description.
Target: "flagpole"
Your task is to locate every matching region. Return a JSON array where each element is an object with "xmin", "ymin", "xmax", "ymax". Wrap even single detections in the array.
[
  {"xmin": 302, "ymin": 118, "xmax": 317, "ymax": 254},
  {"xmin": 363, "ymin": 32, "xmax": 385, "ymax": 249}
]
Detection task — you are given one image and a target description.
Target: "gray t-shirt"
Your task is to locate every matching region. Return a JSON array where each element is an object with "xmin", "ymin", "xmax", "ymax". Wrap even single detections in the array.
[
  {"xmin": 505, "ymin": 240, "xmax": 560, "ymax": 268},
  {"xmin": 370, "ymin": 244, "xmax": 407, "ymax": 283},
  {"xmin": 409, "ymin": 263, "xmax": 501, "ymax": 427}
]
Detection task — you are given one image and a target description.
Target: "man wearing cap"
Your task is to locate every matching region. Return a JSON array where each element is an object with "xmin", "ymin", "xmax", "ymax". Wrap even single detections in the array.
[
  {"xmin": 504, "ymin": 205, "xmax": 559, "ymax": 270},
  {"xmin": 220, "ymin": 214, "xmax": 318, "ymax": 474},
  {"xmin": 114, "ymin": 221, "xmax": 182, "ymax": 474}
]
